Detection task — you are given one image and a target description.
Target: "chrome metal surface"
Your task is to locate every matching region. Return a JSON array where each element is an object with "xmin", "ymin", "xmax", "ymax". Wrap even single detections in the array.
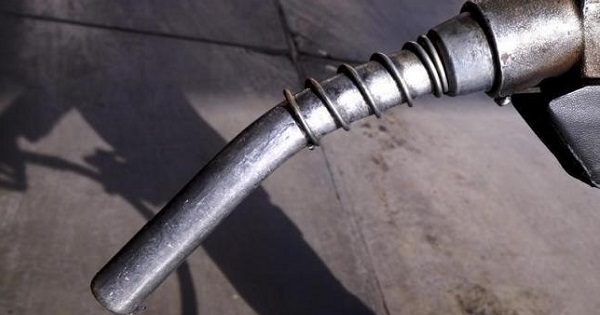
[
  {"xmin": 429, "ymin": 12, "xmax": 495, "ymax": 95},
  {"xmin": 284, "ymin": 89, "xmax": 320, "ymax": 147},
  {"xmin": 404, "ymin": 41, "xmax": 444, "ymax": 97},
  {"xmin": 92, "ymin": 106, "xmax": 308, "ymax": 314},
  {"xmin": 305, "ymin": 78, "xmax": 351, "ymax": 131},
  {"xmin": 463, "ymin": 0, "xmax": 583, "ymax": 97},
  {"xmin": 337, "ymin": 63, "xmax": 381, "ymax": 118},
  {"xmin": 370, "ymin": 52, "xmax": 415, "ymax": 107},
  {"xmin": 583, "ymin": 0, "xmax": 600, "ymax": 79},
  {"xmin": 417, "ymin": 35, "xmax": 449, "ymax": 94},
  {"xmin": 494, "ymin": 96, "xmax": 512, "ymax": 107}
]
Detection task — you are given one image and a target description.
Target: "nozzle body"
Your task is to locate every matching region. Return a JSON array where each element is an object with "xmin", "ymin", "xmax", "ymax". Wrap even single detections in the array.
[{"xmin": 92, "ymin": 1, "xmax": 587, "ymax": 313}]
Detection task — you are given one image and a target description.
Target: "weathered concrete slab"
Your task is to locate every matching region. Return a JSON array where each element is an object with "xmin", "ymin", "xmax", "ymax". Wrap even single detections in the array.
[
  {"xmin": 281, "ymin": 0, "xmax": 464, "ymax": 61},
  {"xmin": 301, "ymin": 59, "xmax": 600, "ymax": 314},
  {"xmin": 0, "ymin": 0, "xmax": 288, "ymax": 51},
  {"xmin": 0, "ymin": 16, "xmax": 385, "ymax": 315},
  {"xmin": 4, "ymin": 1, "xmax": 600, "ymax": 314}
]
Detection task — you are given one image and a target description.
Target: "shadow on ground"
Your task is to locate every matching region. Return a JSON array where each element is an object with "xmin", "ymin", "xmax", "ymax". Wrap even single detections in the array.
[{"xmin": 0, "ymin": 11, "xmax": 375, "ymax": 315}]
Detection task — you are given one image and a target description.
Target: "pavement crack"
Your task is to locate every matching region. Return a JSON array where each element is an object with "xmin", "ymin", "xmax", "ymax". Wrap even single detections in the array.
[
  {"xmin": 271, "ymin": 3, "xmax": 391, "ymax": 313},
  {"xmin": 320, "ymin": 147, "xmax": 393, "ymax": 315},
  {"xmin": 0, "ymin": 9, "xmax": 289, "ymax": 57},
  {"xmin": 0, "ymin": 9, "xmax": 363, "ymax": 67},
  {"xmin": 271, "ymin": 0, "xmax": 306, "ymax": 80},
  {"xmin": 300, "ymin": 52, "xmax": 366, "ymax": 66}
]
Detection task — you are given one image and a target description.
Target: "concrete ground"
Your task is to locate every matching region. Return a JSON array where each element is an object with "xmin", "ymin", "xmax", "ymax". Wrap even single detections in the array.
[{"xmin": 1, "ymin": 1, "xmax": 599, "ymax": 314}]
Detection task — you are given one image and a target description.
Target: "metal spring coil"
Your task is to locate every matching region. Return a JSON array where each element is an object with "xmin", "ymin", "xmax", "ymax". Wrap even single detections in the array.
[{"xmin": 284, "ymin": 34, "xmax": 449, "ymax": 148}]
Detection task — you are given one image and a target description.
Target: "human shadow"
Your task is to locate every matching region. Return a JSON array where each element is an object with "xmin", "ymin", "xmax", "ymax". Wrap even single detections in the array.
[{"xmin": 0, "ymin": 10, "xmax": 375, "ymax": 315}]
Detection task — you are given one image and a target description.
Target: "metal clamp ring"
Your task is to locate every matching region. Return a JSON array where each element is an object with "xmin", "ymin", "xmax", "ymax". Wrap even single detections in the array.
[
  {"xmin": 337, "ymin": 63, "xmax": 381, "ymax": 118},
  {"xmin": 404, "ymin": 41, "xmax": 443, "ymax": 97},
  {"xmin": 370, "ymin": 52, "xmax": 415, "ymax": 107},
  {"xmin": 417, "ymin": 35, "xmax": 449, "ymax": 94},
  {"xmin": 284, "ymin": 89, "xmax": 320, "ymax": 147},
  {"xmin": 305, "ymin": 78, "xmax": 350, "ymax": 131}
]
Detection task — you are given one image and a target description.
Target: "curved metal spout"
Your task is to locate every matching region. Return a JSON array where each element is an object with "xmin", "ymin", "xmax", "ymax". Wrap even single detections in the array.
[
  {"xmin": 92, "ymin": 46, "xmax": 449, "ymax": 314},
  {"xmin": 91, "ymin": 105, "xmax": 308, "ymax": 314}
]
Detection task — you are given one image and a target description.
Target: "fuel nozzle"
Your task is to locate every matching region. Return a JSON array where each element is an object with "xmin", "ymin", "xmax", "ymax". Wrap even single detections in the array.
[{"xmin": 91, "ymin": 1, "xmax": 586, "ymax": 313}]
